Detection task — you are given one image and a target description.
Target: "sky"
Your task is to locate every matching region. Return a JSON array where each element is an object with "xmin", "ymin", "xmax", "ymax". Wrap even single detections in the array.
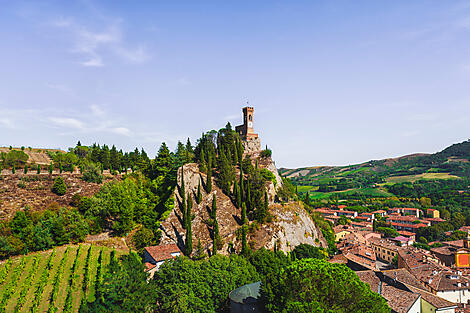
[{"xmin": 1, "ymin": 0, "xmax": 470, "ymax": 168}]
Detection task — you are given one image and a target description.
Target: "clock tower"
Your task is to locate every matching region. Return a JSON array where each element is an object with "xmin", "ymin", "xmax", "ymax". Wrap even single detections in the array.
[{"xmin": 236, "ymin": 106, "xmax": 258, "ymax": 140}]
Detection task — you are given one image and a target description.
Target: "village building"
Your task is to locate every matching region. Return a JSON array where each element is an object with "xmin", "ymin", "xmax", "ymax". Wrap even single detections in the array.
[
  {"xmin": 427, "ymin": 209, "xmax": 440, "ymax": 219},
  {"xmin": 357, "ymin": 270, "xmax": 421, "ymax": 313},
  {"xmin": 397, "ymin": 247, "xmax": 470, "ymax": 305},
  {"xmin": 334, "ymin": 225, "xmax": 352, "ymax": 242},
  {"xmin": 370, "ymin": 238, "xmax": 400, "ymax": 263},
  {"xmin": 143, "ymin": 244, "xmax": 182, "ymax": 277}
]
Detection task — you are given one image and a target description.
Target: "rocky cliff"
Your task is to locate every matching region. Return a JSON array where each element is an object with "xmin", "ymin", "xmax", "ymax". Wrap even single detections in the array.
[{"xmin": 159, "ymin": 138, "xmax": 327, "ymax": 255}]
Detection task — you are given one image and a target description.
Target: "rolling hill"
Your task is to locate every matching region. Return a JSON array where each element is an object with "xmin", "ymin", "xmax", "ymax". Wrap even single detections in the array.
[{"xmin": 280, "ymin": 139, "xmax": 470, "ymax": 199}]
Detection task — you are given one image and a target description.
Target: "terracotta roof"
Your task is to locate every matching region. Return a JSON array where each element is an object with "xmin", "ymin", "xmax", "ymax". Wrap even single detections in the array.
[
  {"xmin": 329, "ymin": 254, "xmax": 348, "ymax": 264},
  {"xmin": 423, "ymin": 217, "xmax": 445, "ymax": 223},
  {"xmin": 406, "ymin": 284, "xmax": 457, "ymax": 309},
  {"xmin": 356, "ymin": 271, "xmax": 420, "ymax": 313},
  {"xmin": 382, "ymin": 268, "xmax": 427, "ymax": 290},
  {"xmin": 144, "ymin": 244, "xmax": 181, "ymax": 263},
  {"xmin": 443, "ymin": 240, "xmax": 465, "ymax": 248},
  {"xmin": 398, "ymin": 231, "xmax": 415, "ymax": 237},
  {"xmin": 369, "ymin": 238, "xmax": 400, "ymax": 251},
  {"xmin": 144, "ymin": 262, "xmax": 156, "ymax": 271},
  {"xmin": 431, "ymin": 245, "xmax": 457, "ymax": 256}
]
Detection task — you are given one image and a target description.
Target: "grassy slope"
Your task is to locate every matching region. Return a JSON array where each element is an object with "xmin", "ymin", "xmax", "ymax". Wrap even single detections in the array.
[{"xmin": 0, "ymin": 244, "xmax": 122, "ymax": 313}]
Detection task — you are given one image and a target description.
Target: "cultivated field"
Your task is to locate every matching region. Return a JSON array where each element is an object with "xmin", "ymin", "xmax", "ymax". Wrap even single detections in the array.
[
  {"xmin": 0, "ymin": 244, "xmax": 123, "ymax": 313},
  {"xmin": 384, "ymin": 172, "xmax": 461, "ymax": 184}
]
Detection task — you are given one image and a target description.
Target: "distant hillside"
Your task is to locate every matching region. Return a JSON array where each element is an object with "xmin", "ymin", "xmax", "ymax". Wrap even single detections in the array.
[
  {"xmin": 0, "ymin": 147, "xmax": 65, "ymax": 165},
  {"xmin": 280, "ymin": 139, "xmax": 470, "ymax": 199}
]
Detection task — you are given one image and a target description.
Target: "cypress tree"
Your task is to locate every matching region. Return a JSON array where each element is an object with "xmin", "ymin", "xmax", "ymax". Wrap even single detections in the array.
[
  {"xmin": 241, "ymin": 225, "xmax": 248, "ymax": 256},
  {"xmin": 246, "ymin": 181, "xmax": 252, "ymax": 212},
  {"xmin": 239, "ymin": 166, "xmax": 244, "ymax": 202},
  {"xmin": 233, "ymin": 182, "xmax": 239, "ymax": 208},
  {"xmin": 241, "ymin": 202, "xmax": 247, "ymax": 224},
  {"xmin": 211, "ymin": 194, "xmax": 217, "ymax": 220},
  {"xmin": 200, "ymin": 147, "xmax": 206, "ymax": 172},
  {"xmin": 185, "ymin": 195, "xmax": 193, "ymax": 255},
  {"xmin": 212, "ymin": 195, "xmax": 219, "ymax": 255},
  {"xmin": 12, "ymin": 164, "xmax": 15, "ymax": 174},
  {"xmin": 194, "ymin": 239, "xmax": 206, "ymax": 260},
  {"xmin": 186, "ymin": 194, "xmax": 192, "ymax": 227},
  {"xmin": 304, "ymin": 191, "xmax": 311, "ymax": 206},
  {"xmin": 24, "ymin": 164, "xmax": 28, "ymax": 174},
  {"xmin": 206, "ymin": 165, "xmax": 212, "ymax": 193},
  {"xmin": 37, "ymin": 164, "xmax": 41, "ymax": 174},
  {"xmin": 49, "ymin": 162, "xmax": 53, "ymax": 174},
  {"xmin": 212, "ymin": 228, "xmax": 217, "ymax": 256},
  {"xmin": 196, "ymin": 181, "xmax": 202, "ymax": 204},
  {"xmin": 255, "ymin": 159, "xmax": 258, "ymax": 170},
  {"xmin": 59, "ymin": 163, "xmax": 63, "ymax": 173},
  {"xmin": 181, "ymin": 166, "xmax": 187, "ymax": 229}
]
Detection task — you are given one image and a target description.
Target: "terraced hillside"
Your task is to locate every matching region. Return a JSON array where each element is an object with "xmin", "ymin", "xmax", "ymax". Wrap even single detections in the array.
[
  {"xmin": 281, "ymin": 139, "xmax": 470, "ymax": 199},
  {"xmin": 0, "ymin": 148, "xmax": 64, "ymax": 166},
  {"xmin": 0, "ymin": 244, "xmax": 124, "ymax": 313}
]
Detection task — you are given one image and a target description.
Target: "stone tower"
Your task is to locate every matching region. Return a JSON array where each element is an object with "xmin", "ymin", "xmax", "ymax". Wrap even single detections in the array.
[{"xmin": 235, "ymin": 106, "xmax": 258, "ymax": 140}]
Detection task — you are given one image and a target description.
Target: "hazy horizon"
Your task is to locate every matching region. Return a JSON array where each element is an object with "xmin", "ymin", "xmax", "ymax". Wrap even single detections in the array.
[{"xmin": 1, "ymin": 1, "xmax": 470, "ymax": 168}]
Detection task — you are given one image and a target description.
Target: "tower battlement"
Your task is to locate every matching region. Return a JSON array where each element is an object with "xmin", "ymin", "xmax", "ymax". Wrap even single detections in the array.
[{"xmin": 235, "ymin": 106, "xmax": 258, "ymax": 140}]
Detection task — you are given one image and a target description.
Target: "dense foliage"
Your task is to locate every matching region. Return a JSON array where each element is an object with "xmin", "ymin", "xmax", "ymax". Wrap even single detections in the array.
[
  {"xmin": 262, "ymin": 259, "xmax": 390, "ymax": 313},
  {"xmin": 152, "ymin": 254, "xmax": 260, "ymax": 312}
]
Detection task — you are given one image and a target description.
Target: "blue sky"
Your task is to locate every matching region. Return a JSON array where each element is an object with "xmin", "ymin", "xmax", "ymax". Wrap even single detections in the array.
[{"xmin": 1, "ymin": 1, "xmax": 470, "ymax": 168}]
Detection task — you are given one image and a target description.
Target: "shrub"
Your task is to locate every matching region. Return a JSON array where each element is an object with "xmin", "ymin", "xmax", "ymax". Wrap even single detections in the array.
[
  {"xmin": 52, "ymin": 177, "xmax": 67, "ymax": 196},
  {"xmin": 260, "ymin": 148, "xmax": 272, "ymax": 158},
  {"xmin": 82, "ymin": 163, "xmax": 103, "ymax": 184}
]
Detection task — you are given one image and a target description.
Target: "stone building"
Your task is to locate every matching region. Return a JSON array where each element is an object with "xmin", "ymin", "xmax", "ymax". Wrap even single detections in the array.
[{"xmin": 235, "ymin": 106, "xmax": 258, "ymax": 140}]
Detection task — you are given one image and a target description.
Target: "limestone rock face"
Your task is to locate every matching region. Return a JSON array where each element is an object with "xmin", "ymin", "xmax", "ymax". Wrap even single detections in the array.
[
  {"xmin": 262, "ymin": 202, "xmax": 327, "ymax": 252},
  {"xmin": 242, "ymin": 137, "xmax": 261, "ymax": 155},
  {"xmin": 159, "ymin": 163, "xmax": 327, "ymax": 256},
  {"xmin": 159, "ymin": 163, "xmax": 241, "ymax": 255}
]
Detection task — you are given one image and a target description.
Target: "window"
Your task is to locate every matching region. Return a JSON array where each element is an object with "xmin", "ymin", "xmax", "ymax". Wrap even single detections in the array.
[{"xmin": 249, "ymin": 115, "xmax": 252, "ymax": 121}]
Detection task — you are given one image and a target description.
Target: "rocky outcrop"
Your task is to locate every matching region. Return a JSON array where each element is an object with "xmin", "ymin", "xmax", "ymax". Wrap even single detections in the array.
[
  {"xmin": 159, "ymin": 163, "xmax": 327, "ymax": 256},
  {"xmin": 160, "ymin": 163, "xmax": 241, "ymax": 254},
  {"xmin": 248, "ymin": 202, "xmax": 327, "ymax": 252}
]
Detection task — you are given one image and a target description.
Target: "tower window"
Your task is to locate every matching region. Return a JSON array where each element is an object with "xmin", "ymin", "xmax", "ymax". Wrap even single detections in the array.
[{"xmin": 249, "ymin": 115, "xmax": 252, "ymax": 121}]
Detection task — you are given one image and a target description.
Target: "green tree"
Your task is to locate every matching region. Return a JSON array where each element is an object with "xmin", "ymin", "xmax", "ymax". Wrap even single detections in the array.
[
  {"xmin": 196, "ymin": 181, "xmax": 202, "ymax": 204},
  {"xmin": 52, "ymin": 177, "xmax": 67, "ymax": 196},
  {"xmin": 49, "ymin": 162, "xmax": 53, "ymax": 174},
  {"xmin": 255, "ymin": 191, "xmax": 269, "ymax": 223},
  {"xmin": 152, "ymin": 254, "xmax": 260, "ymax": 313},
  {"xmin": 132, "ymin": 227, "xmax": 154, "ymax": 252},
  {"xmin": 185, "ymin": 195, "xmax": 193, "ymax": 256},
  {"xmin": 37, "ymin": 164, "xmax": 41, "ymax": 174},
  {"xmin": 80, "ymin": 253, "xmax": 156, "ymax": 313},
  {"xmin": 193, "ymin": 239, "xmax": 207, "ymax": 260},
  {"xmin": 12, "ymin": 164, "xmax": 15, "ymax": 174},
  {"xmin": 292, "ymin": 244, "xmax": 327, "ymax": 260},
  {"xmin": 206, "ymin": 163, "xmax": 212, "ymax": 193},
  {"xmin": 82, "ymin": 163, "xmax": 103, "ymax": 183},
  {"xmin": 262, "ymin": 259, "xmax": 390, "ymax": 313},
  {"xmin": 241, "ymin": 225, "xmax": 248, "ymax": 256},
  {"xmin": 24, "ymin": 164, "xmax": 28, "ymax": 174},
  {"xmin": 241, "ymin": 202, "xmax": 247, "ymax": 224}
]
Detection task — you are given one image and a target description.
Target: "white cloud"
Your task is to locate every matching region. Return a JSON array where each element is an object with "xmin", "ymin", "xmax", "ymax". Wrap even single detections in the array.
[
  {"xmin": 115, "ymin": 45, "xmax": 150, "ymax": 64},
  {"xmin": 90, "ymin": 104, "xmax": 105, "ymax": 116},
  {"xmin": 50, "ymin": 16, "xmax": 149, "ymax": 67},
  {"xmin": 0, "ymin": 118, "xmax": 14, "ymax": 129},
  {"xmin": 49, "ymin": 117, "xmax": 86, "ymax": 129},
  {"xmin": 81, "ymin": 56, "xmax": 104, "ymax": 67},
  {"xmin": 45, "ymin": 82, "xmax": 73, "ymax": 94},
  {"xmin": 109, "ymin": 127, "xmax": 131, "ymax": 136}
]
